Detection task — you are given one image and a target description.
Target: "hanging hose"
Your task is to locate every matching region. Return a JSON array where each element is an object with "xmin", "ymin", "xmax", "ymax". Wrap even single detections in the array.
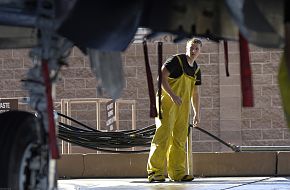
[
  {"xmin": 239, "ymin": 32, "xmax": 254, "ymax": 107},
  {"xmin": 157, "ymin": 41, "xmax": 163, "ymax": 119},
  {"xmin": 143, "ymin": 40, "xmax": 157, "ymax": 118},
  {"xmin": 223, "ymin": 40, "xmax": 230, "ymax": 77}
]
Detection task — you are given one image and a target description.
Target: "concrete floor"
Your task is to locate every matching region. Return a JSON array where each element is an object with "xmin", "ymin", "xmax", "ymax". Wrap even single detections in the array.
[{"xmin": 58, "ymin": 177, "xmax": 290, "ymax": 190}]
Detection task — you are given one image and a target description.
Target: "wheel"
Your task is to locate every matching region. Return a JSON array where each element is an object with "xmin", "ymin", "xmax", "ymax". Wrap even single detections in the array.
[{"xmin": 0, "ymin": 111, "xmax": 50, "ymax": 190}]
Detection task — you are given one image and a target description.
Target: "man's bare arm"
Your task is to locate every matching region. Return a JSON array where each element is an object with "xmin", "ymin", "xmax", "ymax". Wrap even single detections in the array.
[
  {"xmin": 160, "ymin": 65, "xmax": 182, "ymax": 105},
  {"xmin": 191, "ymin": 85, "xmax": 200, "ymax": 126}
]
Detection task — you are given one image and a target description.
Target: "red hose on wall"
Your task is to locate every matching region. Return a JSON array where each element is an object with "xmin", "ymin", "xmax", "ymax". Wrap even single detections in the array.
[{"xmin": 239, "ymin": 32, "xmax": 254, "ymax": 107}]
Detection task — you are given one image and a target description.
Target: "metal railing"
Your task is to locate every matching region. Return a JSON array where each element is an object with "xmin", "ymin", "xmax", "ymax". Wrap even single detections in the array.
[{"xmin": 60, "ymin": 98, "xmax": 136, "ymax": 154}]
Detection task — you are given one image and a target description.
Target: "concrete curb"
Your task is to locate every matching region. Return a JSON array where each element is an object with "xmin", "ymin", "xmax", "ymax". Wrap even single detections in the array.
[{"xmin": 57, "ymin": 152, "xmax": 290, "ymax": 178}]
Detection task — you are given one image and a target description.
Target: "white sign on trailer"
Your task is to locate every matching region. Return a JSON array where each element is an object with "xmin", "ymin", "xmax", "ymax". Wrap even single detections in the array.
[
  {"xmin": 105, "ymin": 99, "xmax": 116, "ymax": 131},
  {"xmin": 0, "ymin": 98, "xmax": 18, "ymax": 113}
]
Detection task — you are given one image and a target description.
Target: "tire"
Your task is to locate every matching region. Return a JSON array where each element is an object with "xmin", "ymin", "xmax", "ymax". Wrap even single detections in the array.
[{"xmin": 0, "ymin": 111, "xmax": 49, "ymax": 190}]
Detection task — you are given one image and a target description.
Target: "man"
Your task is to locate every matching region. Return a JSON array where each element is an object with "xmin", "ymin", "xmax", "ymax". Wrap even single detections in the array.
[{"xmin": 147, "ymin": 38, "xmax": 202, "ymax": 182}]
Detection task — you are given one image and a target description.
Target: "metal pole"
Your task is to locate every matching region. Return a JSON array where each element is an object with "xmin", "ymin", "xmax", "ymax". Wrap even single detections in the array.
[
  {"xmin": 60, "ymin": 99, "xmax": 65, "ymax": 154},
  {"xmin": 186, "ymin": 106, "xmax": 194, "ymax": 176},
  {"xmin": 67, "ymin": 100, "xmax": 72, "ymax": 154},
  {"xmin": 97, "ymin": 101, "xmax": 101, "ymax": 131},
  {"xmin": 132, "ymin": 101, "xmax": 136, "ymax": 151},
  {"xmin": 96, "ymin": 101, "xmax": 100, "ymax": 154},
  {"xmin": 115, "ymin": 101, "xmax": 119, "ymax": 130},
  {"xmin": 239, "ymin": 146, "xmax": 290, "ymax": 152},
  {"xmin": 187, "ymin": 127, "xmax": 193, "ymax": 176}
]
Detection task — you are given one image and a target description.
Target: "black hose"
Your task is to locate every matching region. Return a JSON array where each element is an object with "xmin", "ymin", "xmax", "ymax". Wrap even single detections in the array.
[
  {"xmin": 57, "ymin": 112, "xmax": 240, "ymax": 153},
  {"xmin": 57, "ymin": 112, "xmax": 98, "ymax": 132},
  {"xmin": 57, "ymin": 112, "xmax": 155, "ymax": 153},
  {"xmin": 192, "ymin": 125, "xmax": 240, "ymax": 152}
]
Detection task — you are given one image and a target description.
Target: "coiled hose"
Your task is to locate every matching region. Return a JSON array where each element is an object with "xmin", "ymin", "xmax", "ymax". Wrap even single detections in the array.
[
  {"xmin": 57, "ymin": 112, "xmax": 240, "ymax": 153},
  {"xmin": 57, "ymin": 112, "xmax": 155, "ymax": 153}
]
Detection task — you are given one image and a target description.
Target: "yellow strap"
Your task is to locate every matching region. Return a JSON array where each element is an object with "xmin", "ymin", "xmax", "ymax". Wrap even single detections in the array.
[
  {"xmin": 176, "ymin": 55, "xmax": 184, "ymax": 73},
  {"xmin": 176, "ymin": 55, "xmax": 200, "ymax": 80},
  {"xmin": 195, "ymin": 67, "xmax": 200, "ymax": 75}
]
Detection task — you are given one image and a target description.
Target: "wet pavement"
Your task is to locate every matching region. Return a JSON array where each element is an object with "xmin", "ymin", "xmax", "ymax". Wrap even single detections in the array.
[{"xmin": 58, "ymin": 177, "xmax": 290, "ymax": 190}]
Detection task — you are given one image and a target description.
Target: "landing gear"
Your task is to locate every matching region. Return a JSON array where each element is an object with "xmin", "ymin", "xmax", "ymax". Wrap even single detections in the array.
[{"xmin": 0, "ymin": 111, "xmax": 52, "ymax": 190}]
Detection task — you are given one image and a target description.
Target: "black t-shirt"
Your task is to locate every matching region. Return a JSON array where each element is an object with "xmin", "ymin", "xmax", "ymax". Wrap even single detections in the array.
[{"xmin": 164, "ymin": 54, "xmax": 201, "ymax": 85}]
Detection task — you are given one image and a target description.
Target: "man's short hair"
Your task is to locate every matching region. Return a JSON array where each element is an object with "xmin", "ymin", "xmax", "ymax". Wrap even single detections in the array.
[{"xmin": 187, "ymin": 38, "xmax": 202, "ymax": 47}]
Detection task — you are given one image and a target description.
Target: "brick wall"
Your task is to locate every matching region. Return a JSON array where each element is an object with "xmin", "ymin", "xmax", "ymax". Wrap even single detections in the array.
[
  {"xmin": 241, "ymin": 49, "xmax": 289, "ymax": 146},
  {"xmin": 217, "ymin": 42, "xmax": 290, "ymax": 151},
  {"xmin": 0, "ymin": 36, "xmax": 289, "ymax": 153}
]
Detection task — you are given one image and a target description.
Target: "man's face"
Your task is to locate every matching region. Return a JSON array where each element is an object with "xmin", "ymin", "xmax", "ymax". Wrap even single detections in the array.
[{"xmin": 187, "ymin": 43, "xmax": 201, "ymax": 59}]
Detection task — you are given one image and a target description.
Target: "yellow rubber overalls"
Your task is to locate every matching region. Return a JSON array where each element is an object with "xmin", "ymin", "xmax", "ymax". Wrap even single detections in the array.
[
  {"xmin": 147, "ymin": 55, "xmax": 199, "ymax": 181},
  {"xmin": 278, "ymin": 54, "xmax": 290, "ymax": 129}
]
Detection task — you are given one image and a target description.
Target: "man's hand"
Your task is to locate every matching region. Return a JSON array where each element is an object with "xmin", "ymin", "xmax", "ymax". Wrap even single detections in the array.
[
  {"xmin": 193, "ymin": 117, "xmax": 199, "ymax": 127},
  {"xmin": 170, "ymin": 94, "xmax": 182, "ymax": 106}
]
